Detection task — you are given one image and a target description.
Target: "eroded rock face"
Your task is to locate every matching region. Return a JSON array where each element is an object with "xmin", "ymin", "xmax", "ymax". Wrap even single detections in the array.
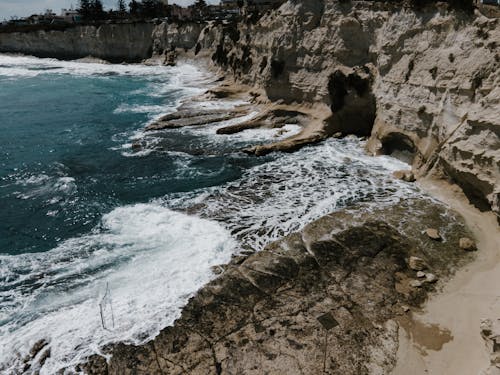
[
  {"xmin": 368, "ymin": 9, "xmax": 500, "ymax": 219},
  {"xmin": 81, "ymin": 199, "xmax": 472, "ymax": 374},
  {"xmin": 0, "ymin": 23, "xmax": 157, "ymax": 62},
  {"xmin": 192, "ymin": 1, "xmax": 499, "ymax": 218}
]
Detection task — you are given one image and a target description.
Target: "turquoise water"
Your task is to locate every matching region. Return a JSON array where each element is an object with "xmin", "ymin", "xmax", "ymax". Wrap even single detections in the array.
[
  {"xmin": 0, "ymin": 57, "xmax": 265, "ymax": 255},
  {"xmin": 0, "ymin": 54, "xmax": 418, "ymax": 373}
]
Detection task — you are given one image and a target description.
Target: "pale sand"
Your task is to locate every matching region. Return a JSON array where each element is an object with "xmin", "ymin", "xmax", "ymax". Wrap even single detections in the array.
[{"xmin": 392, "ymin": 178, "xmax": 500, "ymax": 375}]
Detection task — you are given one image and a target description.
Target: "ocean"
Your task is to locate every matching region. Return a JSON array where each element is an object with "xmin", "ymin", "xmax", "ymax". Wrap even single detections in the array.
[{"xmin": 0, "ymin": 54, "xmax": 419, "ymax": 373}]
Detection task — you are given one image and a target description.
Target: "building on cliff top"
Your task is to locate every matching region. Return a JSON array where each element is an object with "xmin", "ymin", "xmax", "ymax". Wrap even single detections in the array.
[{"xmin": 221, "ymin": 0, "xmax": 285, "ymax": 9}]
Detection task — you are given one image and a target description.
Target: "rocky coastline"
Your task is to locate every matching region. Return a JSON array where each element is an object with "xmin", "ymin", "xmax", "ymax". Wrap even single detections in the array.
[{"xmin": 2, "ymin": 1, "xmax": 499, "ymax": 374}]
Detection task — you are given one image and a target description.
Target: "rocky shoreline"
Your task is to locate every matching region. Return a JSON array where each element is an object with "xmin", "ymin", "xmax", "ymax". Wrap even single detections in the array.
[
  {"xmin": 1, "ymin": 3, "xmax": 498, "ymax": 219},
  {"xmin": 72, "ymin": 197, "xmax": 475, "ymax": 374},
  {"xmin": 2, "ymin": 1, "xmax": 499, "ymax": 373}
]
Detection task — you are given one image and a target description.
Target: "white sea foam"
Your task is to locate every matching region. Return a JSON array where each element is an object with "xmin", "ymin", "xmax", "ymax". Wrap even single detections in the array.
[
  {"xmin": 14, "ymin": 175, "xmax": 77, "ymax": 201},
  {"xmin": 0, "ymin": 204, "xmax": 235, "ymax": 374},
  {"xmin": 165, "ymin": 137, "xmax": 420, "ymax": 251},
  {"xmin": 0, "ymin": 54, "xmax": 208, "ymax": 82}
]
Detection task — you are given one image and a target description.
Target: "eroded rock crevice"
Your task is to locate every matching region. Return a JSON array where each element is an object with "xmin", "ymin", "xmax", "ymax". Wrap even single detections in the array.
[{"xmin": 326, "ymin": 66, "xmax": 377, "ymax": 137}]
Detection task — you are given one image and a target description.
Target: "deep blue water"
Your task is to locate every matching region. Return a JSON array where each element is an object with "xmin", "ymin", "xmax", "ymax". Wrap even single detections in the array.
[{"xmin": 0, "ymin": 56, "xmax": 264, "ymax": 255}]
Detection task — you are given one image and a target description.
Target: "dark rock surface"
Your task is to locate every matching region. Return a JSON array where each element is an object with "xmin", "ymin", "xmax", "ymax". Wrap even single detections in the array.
[{"xmin": 80, "ymin": 199, "xmax": 472, "ymax": 374}]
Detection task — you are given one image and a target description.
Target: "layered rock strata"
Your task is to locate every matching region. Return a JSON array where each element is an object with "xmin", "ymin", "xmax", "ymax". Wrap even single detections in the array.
[{"xmin": 191, "ymin": 1, "xmax": 500, "ymax": 218}]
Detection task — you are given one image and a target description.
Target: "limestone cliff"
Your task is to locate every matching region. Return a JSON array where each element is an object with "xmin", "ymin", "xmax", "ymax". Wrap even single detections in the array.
[
  {"xmin": 0, "ymin": 23, "xmax": 156, "ymax": 62},
  {"xmin": 190, "ymin": 1, "xmax": 499, "ymax": 219}
]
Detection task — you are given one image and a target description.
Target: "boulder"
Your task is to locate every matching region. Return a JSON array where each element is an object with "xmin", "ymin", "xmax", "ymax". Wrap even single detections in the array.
[
  {"xmin": 459, "ymin": 237, "xmax": 477, "ymax": 251},
  {"xmin": 426, "ymin": 228, "xmax": 442, "ymax": 241}
]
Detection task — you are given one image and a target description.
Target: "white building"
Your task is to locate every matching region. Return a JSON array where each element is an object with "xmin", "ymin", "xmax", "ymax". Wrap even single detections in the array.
[{"xmin": 60, "ymin": 8, "xmax": 80, "ymax": 23}]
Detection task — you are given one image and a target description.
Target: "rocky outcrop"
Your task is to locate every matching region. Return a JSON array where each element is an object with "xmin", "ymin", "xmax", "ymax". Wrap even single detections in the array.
[
  {"xmin": 187, "ymin": 1, "xmax": 499, "ymax": 219},
  {"xmin": 367, "ymin": 8, "xmax": 500, "ymax": 219},
  {"xmin": 152, "ymin": 22, "xmax": 206, "ymax": 55},
  {"xmin": 78, "ymin": 198, "xmax": 472, "ymax": 374}
]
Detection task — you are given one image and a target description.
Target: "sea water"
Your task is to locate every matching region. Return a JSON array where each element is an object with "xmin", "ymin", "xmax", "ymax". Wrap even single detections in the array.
[{"xmin": 0, "ymin": 54, "xmax": 419, "ymax": 373}]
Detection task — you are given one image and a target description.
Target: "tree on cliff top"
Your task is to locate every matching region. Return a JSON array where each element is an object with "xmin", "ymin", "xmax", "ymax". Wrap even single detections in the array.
[
  {"xmin": 78, "ymin": 0, "xmax": 105, "ymax": 20},
  {"xmin": 117, "ymin": 0, "xmax": 127, "ymax": 13}
]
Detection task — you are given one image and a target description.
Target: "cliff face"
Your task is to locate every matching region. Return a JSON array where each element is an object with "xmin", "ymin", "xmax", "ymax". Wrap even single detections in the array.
[
  {"xmin": 0, "ymin": 23, "xmax": 156, "ymax": 62},
  {"xmin": 193, "ymin": 1, "xmax": 500, "ymax": 219},
  {"xmin": 1, "ymin": 2, "xmax": 497, "ymax": 215}
]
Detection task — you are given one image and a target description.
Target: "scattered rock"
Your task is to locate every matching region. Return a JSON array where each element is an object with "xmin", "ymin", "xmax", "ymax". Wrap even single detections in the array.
[
  {"xmin": 131, "ymin": 142, "xmax": 142, "ymax": 151},
  {"xmin": 425, "ymin": 273, "xmax": 438, "ymax": 284},
  {"xmin": 211, "ymin": 265, "xmax": 226, "ymax": 275},
  {"xmin": 401, "ymin": 305, "xmax": 410, "ymax": 313},
  {"xmin": 481, "ymin": 319, "xmax": 494, "ymax": 338},
  {"xmin": 416, "ymin": 271, "xmax": 426, "ymax": 278},
  {"xmin": 459, "ymin": 237, "xmax": 477, "ymax": 251},
  {"xmin": 426, "ymin": 228, "xmax": 442, "ymax": 241},
  {"xmin": 38, "ymin": 348, "xmax": 51, "ymax": 367},
  {"xmin": 408, "ymin": 256, "xmax": 427, "ymax": 271}
]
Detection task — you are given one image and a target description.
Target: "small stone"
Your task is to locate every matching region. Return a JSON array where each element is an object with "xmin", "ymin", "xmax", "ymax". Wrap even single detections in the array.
[
  {"xmin": 459, "ymin": 237, "xmax": 477, "ymax": 251},
  {"xmin": 410, "ymin": 279, "xmax": 423, "ymax": 288},
  {"xmin": 408, "ymin": 256, "xmax": 426, "ymax": 271},
  {"xmin": 425, "ymin": 273, "xmax": 438, "ymax": 283},
  {"xmin": 426, "ymin": 228, "xmax": 442, "ymax": 241},
  {"xmin": 402, "ymin": 305, "xmax": 410, "ymax": 312},
  {"xmin": 416, "ymin": 271, "xmax": 426, "ymax": 278},
  {"xmin": 333, "ymin": 132, "xmax": 343, "ymax": 138},
  {"xmin": 131, "ymin": 142, "xmax": 142, "ymax": 151}
]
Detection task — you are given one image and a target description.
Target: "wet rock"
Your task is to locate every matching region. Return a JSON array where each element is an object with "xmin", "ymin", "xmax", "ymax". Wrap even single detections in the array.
[
  {"xmin": 29, "ymin": 339, "xmax": 48, "ymax": 358},
  {"xmin": 408, "ymin": 256, "xmax": 427, "ymax": 271},
  {"xmin": 426, "ymin": 228, "xmax": 442, "ymax": 241},
  {"xmin": 79, "ymin": 200, "xmax": 471, "ymax": 375},
  {"xmin": 393, "ymin": 170, "xmax": 416, "ymax": 183},
  {"xmin": 131, "ymin": 142, "xmax": 142, "ymax": 151},
  {"xmin": 459, "ymin": 237, "xmax": 477, "ymax": 251},
  {"xmin": 38, "ymin": 348, "xmax": 51, "ymax": 367}
]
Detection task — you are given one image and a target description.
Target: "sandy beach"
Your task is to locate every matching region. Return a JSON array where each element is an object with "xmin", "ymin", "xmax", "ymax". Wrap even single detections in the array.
[{"xmin": 393, "ymin": 178, "xmax": 500, "ymax": 374}]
